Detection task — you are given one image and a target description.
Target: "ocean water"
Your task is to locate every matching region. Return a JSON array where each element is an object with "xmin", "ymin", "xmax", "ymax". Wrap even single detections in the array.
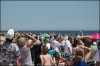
[
  {"xmin": 17, "ymin": 30, "xmax": 99, "ymax": 35},
  {"xmin": 1, "ymin": 30, "xmax": 99, "ymax": 35}
]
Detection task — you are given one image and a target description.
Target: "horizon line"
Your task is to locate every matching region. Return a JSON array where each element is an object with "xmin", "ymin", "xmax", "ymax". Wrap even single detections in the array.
[{"xmin": 1, "ymin": 29, "xmax": 99, "ymax": 31}]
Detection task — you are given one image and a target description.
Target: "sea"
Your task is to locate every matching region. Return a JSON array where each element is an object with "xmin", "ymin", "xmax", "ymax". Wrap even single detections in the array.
[{"xmin": 1, "ymin": 30, "xmax": 99, "ymax": 35}]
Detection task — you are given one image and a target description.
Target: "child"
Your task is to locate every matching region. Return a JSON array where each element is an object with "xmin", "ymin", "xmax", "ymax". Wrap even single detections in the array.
[{"xmin": 40, "ymin": 46, "xmax": 53, "ymax": 66}]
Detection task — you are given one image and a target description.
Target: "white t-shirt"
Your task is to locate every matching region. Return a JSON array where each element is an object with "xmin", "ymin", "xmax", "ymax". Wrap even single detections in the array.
[
  {"xmin": 50, "ymin": 37, "xmax": 54, "ymax": 43},
  {"xmin": 46, "ymin": 43, "xmax": 51, "ymax": 50},
  {"xmin": 19, "ymin": 45, "xmax": 33, "ymax": 65},
  {"xmin": 62, "ymin": 40, "xmax": 72, "ymax": 54},
  {"xmin": 51, "ymin": 40, "xmax": 60, "ymax": 52},
  {"xmin": 94, "ymin": 50, "xmax": 100, "ymax": 61}
]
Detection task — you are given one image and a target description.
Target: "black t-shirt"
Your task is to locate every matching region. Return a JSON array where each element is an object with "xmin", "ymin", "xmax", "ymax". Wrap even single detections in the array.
[{"xmin": 31, "ymin": 44, "xmax": 41, "ymax": 56}]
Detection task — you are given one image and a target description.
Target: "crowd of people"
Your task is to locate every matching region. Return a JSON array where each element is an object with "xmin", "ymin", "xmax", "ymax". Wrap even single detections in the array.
[{"xmin": 0, "ymin": 29, "xmax": 100, "ymax": 66}]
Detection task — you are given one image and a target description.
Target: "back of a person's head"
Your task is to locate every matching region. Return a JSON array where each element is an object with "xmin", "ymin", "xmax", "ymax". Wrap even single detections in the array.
[
  {"xmin": 68, "ymin": 34, "xmax": 75, "ymax": 40},
  {"xmin": 54, "ymin": 35, "xmax": 58, "ymax": 39},
  {"xmin": 43, "ymin": 46, "xmax": 48, "ymax": 54},
  {"xmin": 73, "ymin": 37, "xmax": 82, "ymax": 47},
  {"xmin": 73, "ymin": 37, "xmax": 78, "ymax": 47},
  {"xmin": 68, "ymin": 34, "xmax": 75, "ymax": 47},
  {"xmin": 84, "ymin": 38, "xmax": 93, "ymax": 47},
  {"xmin": 17, "ymin": 37, "xmax": 26, "ymax": 47},
  {"xmin": 50, "ymin": 34, "xmax": 53, "ymax": 38},
  {"xmin": 35, "ymin": 36, "xmax": 40, "ymax": 40},
  {"xmin": 35, "ymin": 36, "xmax": 38, "ymax": 39},
  {"xmin": 75, "ymin": 48, "xmax": 84, "ymax": 62}
]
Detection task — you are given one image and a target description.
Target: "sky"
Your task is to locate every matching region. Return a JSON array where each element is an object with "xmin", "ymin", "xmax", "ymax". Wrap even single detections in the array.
[{"xmin": 1, "ymin": 1, "xmax": 99, "ymax": 31}]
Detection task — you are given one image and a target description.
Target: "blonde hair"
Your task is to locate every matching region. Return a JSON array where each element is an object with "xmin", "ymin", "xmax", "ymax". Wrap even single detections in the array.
[{"xmin": 75, "ymin": 48, "xmax": 84, "ymax": 62}]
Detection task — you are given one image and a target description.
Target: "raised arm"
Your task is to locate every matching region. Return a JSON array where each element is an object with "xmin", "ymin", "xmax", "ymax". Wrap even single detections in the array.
[
  {"xmin": 40, "ymin": 55, "xmax": 44, "ymax": 66},
  {"xmin": 79, "ymin": 45, "xmax": 92, "ymax": 61},
  {"xmin": 84, "ymin": 46, "xmax": 91, "ymax": 61},
  {"xmin": 24, "ymin": 33, "xmax": 36, "ymax": 48},
  {"xmin": 78, "ymin": 35, "xmax": 93, "ymax": 40}
]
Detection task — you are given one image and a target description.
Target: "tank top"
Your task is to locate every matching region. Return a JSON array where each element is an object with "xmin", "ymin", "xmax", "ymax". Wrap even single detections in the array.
[
  {"xmin": 73, "ymin": 58, "xmax": 87, "ymax": 66},
  {"xmin": 19, "ymin": 45, "xmax": 32, "ymax": 65}
]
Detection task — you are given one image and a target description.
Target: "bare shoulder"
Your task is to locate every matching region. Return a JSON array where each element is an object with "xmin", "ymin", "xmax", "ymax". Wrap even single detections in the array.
[
  {"xmin": 40, "ymin": 55, "xmax": 43, "ymax": 57},
  {"xmin": 47, "ymin": 54, "xmax": 52, "ymax": 58},
  {"xmin": 47, "ymin": 54, "xmax": 51, "ymax": 56}
]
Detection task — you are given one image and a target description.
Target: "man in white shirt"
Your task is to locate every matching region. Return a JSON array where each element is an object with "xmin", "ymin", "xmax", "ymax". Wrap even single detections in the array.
[
  {"xmin": 94, "ymin": 40, "xmax": 100, "ymax": 66},
  {"xmin": 51, "ymin": 35, "xmax": 60, "ymax": 66},
  {"xmin": 61, "ymin": 36, "xmax": 72, "ymax": 66}
]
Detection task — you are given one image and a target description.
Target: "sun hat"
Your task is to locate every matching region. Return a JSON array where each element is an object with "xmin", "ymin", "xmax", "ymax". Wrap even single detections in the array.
[{"xmin": 6, "ymin": 29, "xmax": 14, "ymax": 40}]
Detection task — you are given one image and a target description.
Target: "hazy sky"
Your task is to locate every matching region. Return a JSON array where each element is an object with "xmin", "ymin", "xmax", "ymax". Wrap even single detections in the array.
[{"xmin": 1, "ymin": 1, "xmax": 99, "ymax": 31}]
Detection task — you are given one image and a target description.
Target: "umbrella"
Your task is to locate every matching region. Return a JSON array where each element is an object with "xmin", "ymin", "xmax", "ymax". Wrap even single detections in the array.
[
  {"xmin": 0, "ymin": 37, "xmax": 5, "ymax": 41},
  {"xmin": 91, "ymin": 33, "xmax": 100, "ymax": 40},
  {"xmin": 1, "ymin": 36, "xmax": 6, "ymax": 39},
  {"xmin": 40, "ymin": 33, "xmax": 50, "ymax": 37}
]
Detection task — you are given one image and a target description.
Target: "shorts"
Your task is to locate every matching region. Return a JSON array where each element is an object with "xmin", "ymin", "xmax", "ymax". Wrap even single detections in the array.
[
  {"xmin": 87, "ymin": 61, "xmax": 95, "ymax": 66},
  {"xmin": 63, "ymin": 53, "xmax": 72, "ymax": 61},
  {"xmin": 53, "ymin": 52, "xmax": 60, "ymax": 60}
]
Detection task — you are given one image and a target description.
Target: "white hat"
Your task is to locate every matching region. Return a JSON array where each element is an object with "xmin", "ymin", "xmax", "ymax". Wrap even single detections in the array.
[
  {"xmin": 6, "ymin": 29, "xmax": 14, "ymax": 40},
  {"xmin": 64, "ymin": 36, "xmax": 68, "ymax": 40}
]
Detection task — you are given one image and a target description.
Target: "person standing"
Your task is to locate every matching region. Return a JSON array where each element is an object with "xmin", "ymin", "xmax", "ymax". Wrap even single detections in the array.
[
  {"xmin": 17, "ymin": 33, "xmax": 36, "ymax": 66},
  {"xmin": 84, "ymin": 38, "xmax": 98, "ymax": 66},
  {"xmin": 0, "ymin": 29, "xmax": 20, "ymax": 66},
  {"xmin": 40, "ymin": 46, "xmax": 53, "ymax": 66},
  {"xmin": 94, "ymin": 40, "xmax": 100, "ymax": 66},
  {"xmin": 62, "ymin": 36, "xmax": 72, "ymax": 66},
  {"xmin": 33, "ymin": 36, "xmax": 42, "ymax": 66},
  {"xmin": 73, "ymin": 45, "xmax": 92, "ymax": 66},
  {"xmin": 51, "ymin": 35, "xmax": 60, "ymax": 66}
]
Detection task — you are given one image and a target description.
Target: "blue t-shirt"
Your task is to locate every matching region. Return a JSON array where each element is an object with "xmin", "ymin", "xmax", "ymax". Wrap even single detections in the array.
[
  {"xmin": 48, "ymin": 50, "xmax": 55, "ymax": 55},
  {"xmin": 73, "ymin": 60, "xmax": 87, "ymax": 66}
]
